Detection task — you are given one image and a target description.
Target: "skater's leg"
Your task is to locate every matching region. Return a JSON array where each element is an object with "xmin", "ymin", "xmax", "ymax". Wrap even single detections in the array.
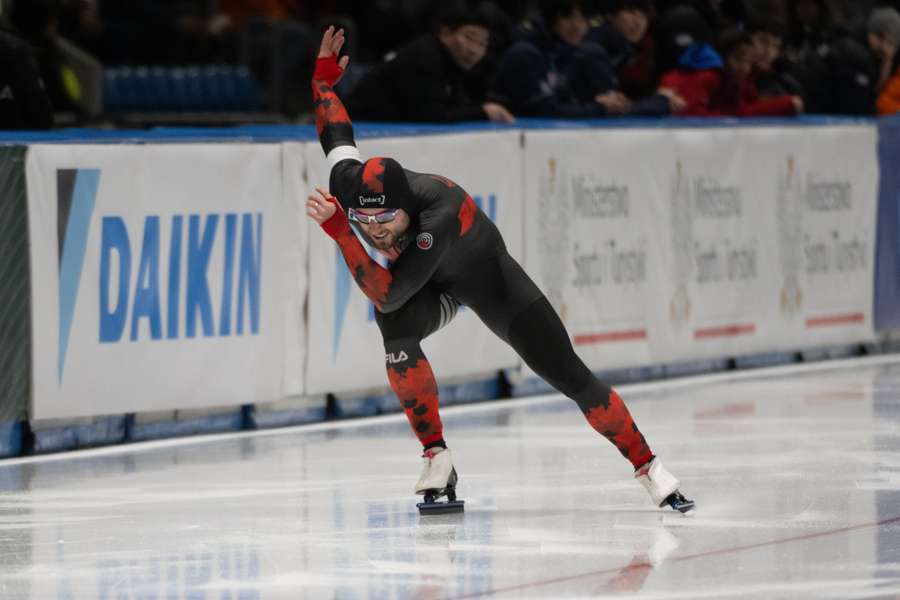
[
  {"xmin": 375, "ymin": 285, "xmax": 459, "ymax": 448},
  {"xmin": 506, "ymin": 297, "xmax": 654, "ymax": 469},
  {"xmin": 452, "ymin": 254, "xmax": 653, "ymax": 469}
]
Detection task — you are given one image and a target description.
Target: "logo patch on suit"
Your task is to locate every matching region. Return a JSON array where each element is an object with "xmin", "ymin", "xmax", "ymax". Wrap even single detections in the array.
[{"xmin": 416, "ymin": 232, "xmax": 433, "ymax": 250}]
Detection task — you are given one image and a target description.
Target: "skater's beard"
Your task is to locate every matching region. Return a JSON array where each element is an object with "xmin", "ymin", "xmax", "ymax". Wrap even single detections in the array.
[{"xmin": 354, "ymin": 208, "xmax": 411, "ymax": 253}]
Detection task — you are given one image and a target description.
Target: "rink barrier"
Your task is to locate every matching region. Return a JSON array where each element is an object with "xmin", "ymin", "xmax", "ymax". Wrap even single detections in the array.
[
  {"xmin": 0, "ymin": 421, "xmax": 23, "ymax": 458},
  {"xmin": 30, "ymin": 416, "xmax": 126, "ymax": 454},
  {"xmin": 0, "ymin": 147, "xmax": 30, "ymax": 449},
  {"xmin": 0, "ymin": 116, "xmax": 899, "ymax": 457},
  {"xmin": 125, "ymin": 407, "xmax": 246, "ymax": 443},
  {"xmin": 875, "ymin": 115, "xmax": 900, "ymax": 331}
]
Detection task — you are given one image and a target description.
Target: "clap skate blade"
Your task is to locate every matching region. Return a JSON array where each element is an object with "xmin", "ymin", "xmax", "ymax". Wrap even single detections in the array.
[
  {"xmin": 664, "ymin": 491, "xmax": 695, "ymax": 513},
  {"xmin": 417, "ymin": 486, "xmax": 465, "ymax": 514}
]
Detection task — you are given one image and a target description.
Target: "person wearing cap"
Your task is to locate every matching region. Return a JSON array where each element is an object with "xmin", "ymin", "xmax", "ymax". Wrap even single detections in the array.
[
  {"xmin": 306, "ymin": 26, "xmax": 695, "ymax": 514},
  {"xmin": 869, "ymin": 6, "xmax": 900, "ymax": 87},
  {"xmin": 344, "ymin": 3, "xmax": 514, "ymax": 124}
]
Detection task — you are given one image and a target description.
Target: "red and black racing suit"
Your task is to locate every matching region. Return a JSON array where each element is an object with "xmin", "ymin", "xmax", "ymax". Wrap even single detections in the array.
[{"xmin": 313, "ymin": 58, "xmax": 654, "ymax": 469}]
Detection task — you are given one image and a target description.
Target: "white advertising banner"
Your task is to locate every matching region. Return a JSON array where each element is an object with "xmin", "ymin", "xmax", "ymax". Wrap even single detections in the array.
[
  {"xmin": 523, "ymin": 125, "xmax": 877, "ymax": 373},
  {"xmin": 303, "ymin": 132, "xmax": 522, "ymax": 395},
  {"xmin": 743, "ymin": 126, "xmax": 878, "ymax": 350},
  {"xmin": 523, "ymin": 129, "xmax": 663, "ymax": 369},
  {"xmin": 26, "ymin": 144, "xmax": 295, "ymax": 419}
]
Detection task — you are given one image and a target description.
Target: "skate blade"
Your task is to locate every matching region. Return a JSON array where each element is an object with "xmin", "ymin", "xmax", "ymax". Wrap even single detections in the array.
[
  {"xmin": 667, "ymin": 497, "xmax": 695, "ymax": 513},
  {"xmin": 417, "ymin": 500, "xmax": 465, "ymax": 515}
]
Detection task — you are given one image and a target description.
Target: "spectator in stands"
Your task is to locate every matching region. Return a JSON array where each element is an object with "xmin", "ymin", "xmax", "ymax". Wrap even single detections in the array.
[
  {"xmin": 653, "ymin": 0, "xmax": 748, "ymax": 31},
  {"xmin": 878, "ymin": 68, "xmax": 900, "ymax": 114},
  {"xmin": 749, "ymin": 18, "xmax": 804, "ymax": 98},
  {"xmin": 784, "ymin": 0, "xmax": 835, "ymax": 64},
  {"xmin": 590, "ymin": 0, "xmax": 660, "ymax": 100},
  {"xmin": 493, "ymin": 0, "xmax": 670, "ymax": 118},
  {"xmin": 345, "ymin": 3, "xmax": 514, "ymax": 123},
  {"xmin": 659, "ymin": 27, "xmax": 802, "ymax": 116},
  {"xmin": 9, "ymin": 0, "xmax": 83, "ymax": 116},
  {"xmin": 216, "ymin": 0, "xmax": 297, "ymax": 29},
  {"xmin": 654, "ymin": 3, "xmax": 715, "ymax": 75},
  {"xmin": 0, "ymin": 1, "xmax": 54, "ymax": 129},
  {"xmin": 875, "ymin": 8, "xmax": 900, "ymax": 114},
  {"xmin": 867, "ymin": 6, "xmax": 900, "ymax": 95}
]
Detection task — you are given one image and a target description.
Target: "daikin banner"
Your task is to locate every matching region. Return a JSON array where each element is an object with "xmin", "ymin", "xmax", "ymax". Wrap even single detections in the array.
[{"xmin": 26, "ymin": 144, "xmax": 295, "ymax": 419}]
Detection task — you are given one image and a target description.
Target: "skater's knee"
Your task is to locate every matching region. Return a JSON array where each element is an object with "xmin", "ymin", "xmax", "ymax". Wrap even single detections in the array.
[{"xmin": 507, "ymin": 298, "xmax": 593, "ymax": 397}]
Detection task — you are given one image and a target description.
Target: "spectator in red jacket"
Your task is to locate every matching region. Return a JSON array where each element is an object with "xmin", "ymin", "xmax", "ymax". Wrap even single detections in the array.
[{"xmin": 659, "ymin": 29, "xmax": 802, "ymax": 117}]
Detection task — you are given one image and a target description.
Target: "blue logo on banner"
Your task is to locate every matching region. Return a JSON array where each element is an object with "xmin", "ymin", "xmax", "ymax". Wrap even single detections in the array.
[
  {"xmin": 55, "ymin": 169, "xmax": 264, "ymax": 383},
  {"xmin": 57, "ymin": 169, "xmax": 100, "ymax": 382},
  {"xmin": 332, "ymin": 193, "xmax": 497, "ymax": 357},
  {"xmin": 98, "ymin": 213, "xmax": 263, "ymax": 342}
]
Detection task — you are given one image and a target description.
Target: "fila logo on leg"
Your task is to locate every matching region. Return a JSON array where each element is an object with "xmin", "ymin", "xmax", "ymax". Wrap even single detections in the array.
[{"xmin": 385, "ymin": 350, "xmax": 409, "ymax": 364}]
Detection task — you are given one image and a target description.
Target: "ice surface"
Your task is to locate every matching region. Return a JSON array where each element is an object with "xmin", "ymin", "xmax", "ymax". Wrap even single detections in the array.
[{"xmin": 1, "ymin": 356, "xmax": 900, "ymax": 599}]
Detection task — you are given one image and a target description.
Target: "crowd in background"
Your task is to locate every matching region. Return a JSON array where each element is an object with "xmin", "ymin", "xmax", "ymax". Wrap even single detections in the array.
[{"xmin": 3, "ymin": 0, "xmax": 900, "ymax": 129}]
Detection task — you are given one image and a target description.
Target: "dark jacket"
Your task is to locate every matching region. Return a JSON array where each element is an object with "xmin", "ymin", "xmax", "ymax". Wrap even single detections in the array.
[
  {"xmin": 492, "ymin": 24, "xmax": 621, "ymax": 118},
  {"xmin": 0, "ymin": 30, "xmax": 53, "ymax": 130},
  {"xmin": 789, "ymin": 30, "xmax": 877, "ymax": 116},
  {"xmin": 589, "ymin": 23, "xmax": 659, "ymax": 100},
  {"xmin": 345, "ymin": 34, "xmax": 488, "ymax": 123}
]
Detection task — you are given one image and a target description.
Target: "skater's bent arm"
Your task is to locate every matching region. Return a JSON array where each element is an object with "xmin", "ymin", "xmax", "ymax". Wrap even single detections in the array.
[
  {"xmin": 332, "ymin": 213, "xmax": 458, "ymax": 313},
  {"xmin": 311, "ymin": 188, "xmax": 459, "ymax": 312}
]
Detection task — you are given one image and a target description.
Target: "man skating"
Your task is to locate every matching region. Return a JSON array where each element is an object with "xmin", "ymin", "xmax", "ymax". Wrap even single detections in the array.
[{"xmin": 306, "ymin": 26, "xmax": 694, "ymax": 515}]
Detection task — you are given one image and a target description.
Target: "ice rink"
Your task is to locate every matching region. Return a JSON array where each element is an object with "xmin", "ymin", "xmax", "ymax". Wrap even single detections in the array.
[{"xmin": 2, "ymin": 355, "xmax": 900, "ymax": 599}]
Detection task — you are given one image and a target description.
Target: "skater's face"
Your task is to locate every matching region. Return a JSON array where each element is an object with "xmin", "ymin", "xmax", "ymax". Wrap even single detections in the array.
[
  {"xmin": 439, "ymin": 24, "xmax": 490, "ymax": 71},
  {"xmin": 353, "ymin": 207, "xmax": 411, "ymax": 251}
]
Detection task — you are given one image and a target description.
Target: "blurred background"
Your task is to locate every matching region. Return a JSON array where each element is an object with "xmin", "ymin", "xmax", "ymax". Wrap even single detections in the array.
[{"xmin": 0, "ymin": 0, "xmax": 897, "ymax": 128}]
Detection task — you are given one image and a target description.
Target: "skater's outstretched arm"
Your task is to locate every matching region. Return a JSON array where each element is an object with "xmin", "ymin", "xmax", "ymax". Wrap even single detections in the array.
[{"xmin": 312, "ymin": 26, "xmax": 359, "ymax": 168}]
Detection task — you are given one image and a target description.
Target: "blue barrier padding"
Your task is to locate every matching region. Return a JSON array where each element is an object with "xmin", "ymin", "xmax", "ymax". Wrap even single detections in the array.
[
  {"xmin": 801, "ymin": 345, "xmax": 863, "ymax": 362},
  {"xmin": 439, "ymin": 378, "xmax": 500, "ymax": 406},
  {"xmin": 126, "ymin": 410, "xmax": 244, "ymax": 442},
  {"xmin": 249, "ymin": 405, "xmax": 328, "ymax": 430},
  {"xmin": 0, "ymin": 421, "xmax": 22, "ymax": 458},
  {"xmin": 876, "ymin": 117, "xmax": 900, "ymax": 331},
  {"xmin": 31, "ymin": 416, "xmax": 126, "ymax": 454},
  {"xmin": 663, "ymin": 359, "xmax": 730, "ymax": 378},
  {"xmin": 331, "ymin": 394, "xmax": 385, "ymax": 418},
  {"xmin": 0, "ymin": 115, "xmax": 879, "ymax": 145},
  {"xmin": 734, "ymin": 352, "xmax": 799, "ymax": 370}
]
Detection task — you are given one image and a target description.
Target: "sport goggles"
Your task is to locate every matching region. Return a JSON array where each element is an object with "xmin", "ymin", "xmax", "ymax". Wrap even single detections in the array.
[{"xmin": 347, "ymin": 207, "xmax": 399, "ymax": 225}]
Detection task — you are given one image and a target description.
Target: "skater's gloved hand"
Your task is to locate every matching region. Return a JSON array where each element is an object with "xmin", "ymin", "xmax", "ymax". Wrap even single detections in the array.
[
  {"xmin": 314, "ymin": 25, "xmax": 350, "ymax": 86},
  {"xmin": 307, "ymin": 187, "xmax": 348, "ymax": 239}
]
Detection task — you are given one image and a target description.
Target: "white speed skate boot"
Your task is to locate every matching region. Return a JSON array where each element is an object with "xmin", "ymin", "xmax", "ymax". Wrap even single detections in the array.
[
  {"xmin": 415, "ymin": 447, "xmax": 464, "ymax": 515},
  {"xmin": 635, "ymin": 457, "xmax": 695, "ymax": 513}
]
